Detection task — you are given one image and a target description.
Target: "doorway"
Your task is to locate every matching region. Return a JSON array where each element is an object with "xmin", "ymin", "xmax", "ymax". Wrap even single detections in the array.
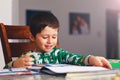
[{"xmin": 106, "ymin": 10, "xmax": 119, "ymax": 59}]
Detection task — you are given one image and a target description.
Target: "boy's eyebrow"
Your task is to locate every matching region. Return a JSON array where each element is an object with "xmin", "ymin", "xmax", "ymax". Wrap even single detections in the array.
[{"xmin": 40, "ymin": 34, "xmax": 58, "ymax": 36}]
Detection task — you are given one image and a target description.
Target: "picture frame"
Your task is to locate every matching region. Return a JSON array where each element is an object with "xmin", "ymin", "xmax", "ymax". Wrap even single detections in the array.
[{"xmin": 69, "ymin": 12, "xmax": 90, "ymax": 35}]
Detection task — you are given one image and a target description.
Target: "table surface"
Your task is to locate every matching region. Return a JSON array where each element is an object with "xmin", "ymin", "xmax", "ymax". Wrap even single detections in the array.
[
  {"xmin": 0, "ymin": 71, "xmax": 119, "ymax": 80},
  {"xmin": 0, "ymin": 74, "xmax": 66, "ymax": 80},
  {"xmin": 0, "ymin": 66, "xmax": 120, "ymax": 80}
]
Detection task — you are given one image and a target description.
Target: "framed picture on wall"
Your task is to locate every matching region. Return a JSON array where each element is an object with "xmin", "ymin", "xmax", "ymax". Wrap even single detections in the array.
[
  {"xmin": 69, "ymin": 12, "xmax": 90, "ymax": 35},
  {"xmin": 26, "ymin": 9, "xmax": 50, "ymax": 25}
]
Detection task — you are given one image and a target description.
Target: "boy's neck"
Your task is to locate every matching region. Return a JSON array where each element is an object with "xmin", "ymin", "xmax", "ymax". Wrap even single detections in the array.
[{"xmin": 34, "ymin": 48, "xmax": 45, "ymax": 53}]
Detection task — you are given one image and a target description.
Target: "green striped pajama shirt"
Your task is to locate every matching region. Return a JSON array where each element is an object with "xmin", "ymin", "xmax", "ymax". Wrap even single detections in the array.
[
  {"xmin": 27, "ymin": 47, "xmax": 89, "ymax": 66},
  {"xmin": 5, "ymin": 47, "xmax": 90, "ymax": 68}
]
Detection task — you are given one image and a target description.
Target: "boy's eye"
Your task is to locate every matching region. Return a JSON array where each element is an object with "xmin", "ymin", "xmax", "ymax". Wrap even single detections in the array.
[
  {"xmin": 52, "ymin": 36, "xmax": 57, "ymax": 39},
  {"xmin": 42, "ymin": 36, "xmax": 57, "ymax": 39},
  {"xmin": 42, "ymin": 36, "xmax": 48, "ymax": 39}
]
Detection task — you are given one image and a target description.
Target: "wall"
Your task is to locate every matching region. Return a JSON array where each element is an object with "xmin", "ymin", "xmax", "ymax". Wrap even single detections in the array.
[
  {"xmin": 17, "ymin": 0, "xmax": 120, "ymax": 57},
  {"xmin": 0, "ymin": 0, "xmax": 12, "ymax": 24},
  {"xmin": 0, "ymin": 0, "xmax": 13, "ymax": 69}
]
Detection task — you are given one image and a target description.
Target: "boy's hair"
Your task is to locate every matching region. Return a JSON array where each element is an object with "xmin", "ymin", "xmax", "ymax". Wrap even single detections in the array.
[{"xmin": 29, "ymin": 12, "xmax": 59, "ymax": 37}]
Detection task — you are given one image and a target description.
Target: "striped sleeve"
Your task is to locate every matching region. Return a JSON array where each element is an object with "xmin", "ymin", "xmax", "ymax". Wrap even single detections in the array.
[{"xmin": 59, "ymin": 48, "xmax": 89, "ymax": 66}]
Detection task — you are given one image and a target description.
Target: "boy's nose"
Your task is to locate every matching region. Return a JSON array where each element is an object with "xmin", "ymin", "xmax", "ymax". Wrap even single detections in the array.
[{"xmin": 47, "ymin": 38, "xmax": 52, "ymax": 43}]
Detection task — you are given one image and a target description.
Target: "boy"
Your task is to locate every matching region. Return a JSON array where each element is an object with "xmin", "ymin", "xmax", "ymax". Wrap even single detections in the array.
[{"xmin": 6, "ymin": 12, "xmax": 112, "ymax": 69}]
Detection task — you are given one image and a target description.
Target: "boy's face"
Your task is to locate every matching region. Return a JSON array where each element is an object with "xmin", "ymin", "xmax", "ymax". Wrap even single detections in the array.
[{"xmin": 34, "ymin": 26, "xmax": 58, "ymax": 53}]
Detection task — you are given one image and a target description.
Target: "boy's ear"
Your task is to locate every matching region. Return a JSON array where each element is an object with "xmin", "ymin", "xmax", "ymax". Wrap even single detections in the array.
[{"xmin": 29, "ymin": 34, "xmax": 35, "ymax": 42}]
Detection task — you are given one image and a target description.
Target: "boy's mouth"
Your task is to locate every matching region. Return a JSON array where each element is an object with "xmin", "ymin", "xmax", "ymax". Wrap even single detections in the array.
[{"xmin": 45, "ymin": 45, "xmax": 53, "ymax": 49}]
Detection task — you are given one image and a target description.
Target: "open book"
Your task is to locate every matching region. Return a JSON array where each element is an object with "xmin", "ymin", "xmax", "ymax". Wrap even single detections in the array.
[{"xmin": 27, "ymin": 64, "xmax": 110, "ymax": 75}]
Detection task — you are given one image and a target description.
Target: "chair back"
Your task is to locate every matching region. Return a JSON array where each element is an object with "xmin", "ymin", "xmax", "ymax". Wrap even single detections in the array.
[
  {"xmin": 0, "ymin": 23, "xmax": 59, "ymax": 64},
  {"xmin": 0, "ymin": 23, "xmax": 36, "ymax": 64}
]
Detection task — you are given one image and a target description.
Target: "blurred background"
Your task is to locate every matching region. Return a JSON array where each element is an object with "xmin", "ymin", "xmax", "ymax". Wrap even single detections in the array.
[{"xmin": 0, "ymin": 0, "xmax": 120, "ymax": 69}]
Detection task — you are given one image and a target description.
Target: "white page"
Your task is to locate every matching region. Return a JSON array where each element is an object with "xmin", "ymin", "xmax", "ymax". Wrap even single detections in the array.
[{"xmin": 44, "ymin": 65, "xmax": 109, "ymax": 73}]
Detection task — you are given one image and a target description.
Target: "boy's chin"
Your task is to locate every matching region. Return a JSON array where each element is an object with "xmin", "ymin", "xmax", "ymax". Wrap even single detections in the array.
[
  {"xmin": 45, "ymin": 47, "xmax": 54, "ymax": 51},
  {"xmin": 44, "ymin": 49, "xmax": 52, "ymax": 52}
]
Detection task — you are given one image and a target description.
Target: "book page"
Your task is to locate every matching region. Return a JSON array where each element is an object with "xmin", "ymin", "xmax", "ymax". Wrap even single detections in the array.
[{"xmin": 42, "ymin": 64, "xmax": 109, "ymax": 73}]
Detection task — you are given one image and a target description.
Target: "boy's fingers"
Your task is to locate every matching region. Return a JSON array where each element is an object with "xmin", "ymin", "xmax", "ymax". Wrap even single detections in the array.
[
  {"xmin": 25, "ymin": 62, "xmax": 34, "ymax": 66},
  {"xmin": 105, "ymin": 64, "xmax": 112, "ymax": 69},
  {"xmin": 101, "ymin": 59, "xmax": 112, "ymax": 69},
  {"xmin": 24, "ymin": 57, "xmax": 34, "ymax": 62}
]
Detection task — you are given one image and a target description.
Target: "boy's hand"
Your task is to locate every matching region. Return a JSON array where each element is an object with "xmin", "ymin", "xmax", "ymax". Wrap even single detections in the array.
[
  {"xmin": 13, "ymin": 53, "xmax": 34, "ymax": 68},
  {"xmin": 88, "ymin": 55, "xmax": 112, "ymax": 69}
]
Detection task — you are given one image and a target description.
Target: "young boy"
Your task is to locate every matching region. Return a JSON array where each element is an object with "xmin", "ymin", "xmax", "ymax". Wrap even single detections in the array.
[{"xmin": 6, "ymin": 12, "xmax": 112, "ymax": 69}]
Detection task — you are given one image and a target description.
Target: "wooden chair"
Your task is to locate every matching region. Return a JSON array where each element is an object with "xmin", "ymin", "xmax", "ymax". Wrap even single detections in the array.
[
  {"xmin": 0, "ymin": 23, "xmax": 36, "ymax": 64},
  {"xmin": 0, "ymin": 23, "xmax": 59, "ymax": 64}
]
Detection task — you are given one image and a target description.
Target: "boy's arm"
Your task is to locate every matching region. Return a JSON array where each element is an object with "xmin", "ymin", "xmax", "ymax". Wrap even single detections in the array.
[
  {"xmin": 88, "ymin": 55, "xmax": 112, "ymax": 69},
  {"xmin": 59, "ymin": 48, "xmax": 91, "ymax": 66},
  {"xmin": 4, "ymin": 51, "xmax": 31, "ymax": 69},
  {"xmin": 84, "ymin": 55, "xmax": 92, "ymax": 65},
  {"xmin": 3, "ymin": 53, "xmax": 25, "ymax": 69}
]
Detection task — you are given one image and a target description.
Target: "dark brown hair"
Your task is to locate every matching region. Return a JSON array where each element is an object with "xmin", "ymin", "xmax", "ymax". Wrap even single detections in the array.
[{"xmin": 29, "ymin": 12, "xmax": 59, "ymax": 37}]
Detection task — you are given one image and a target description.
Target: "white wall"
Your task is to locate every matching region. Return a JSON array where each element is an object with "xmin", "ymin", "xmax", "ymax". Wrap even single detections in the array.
[
  {"xmin": 0, "ymin": 0, "xmax": 13, "ymax": 69},
  {"xmin": 0, "ymin": 39, "xmax": 5, "ymax": 70},
  {"xmin": 0, "ymin": 0, "xmax": 12, "ymax": 24}
]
